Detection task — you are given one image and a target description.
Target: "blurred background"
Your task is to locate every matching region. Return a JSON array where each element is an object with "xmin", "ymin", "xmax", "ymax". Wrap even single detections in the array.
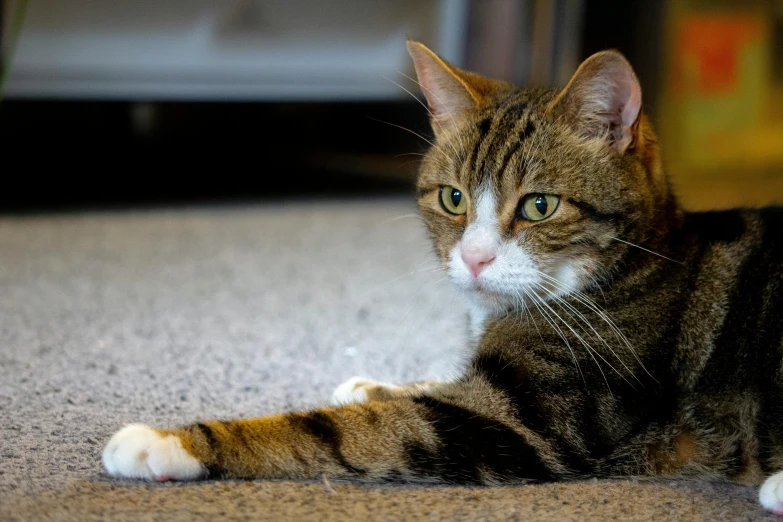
[{"xmin": 1, "ymin": 0, "xmax": 782, "ymax": 212}]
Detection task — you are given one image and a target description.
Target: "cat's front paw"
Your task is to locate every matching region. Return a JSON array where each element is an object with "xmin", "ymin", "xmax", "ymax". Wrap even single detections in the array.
[
  {"xmin": 761, "ymin": 471, "xmax": 783, "ymax": 516},
  {"xmin": 331, "ymin": 376, "xmax": 402, "ymax": 405},
  {"xmin": 102, "ymin": 424, "xmax": 204, "ymax": 481}
]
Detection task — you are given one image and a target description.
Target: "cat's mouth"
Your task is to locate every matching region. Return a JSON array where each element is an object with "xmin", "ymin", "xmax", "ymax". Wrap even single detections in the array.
[
  {"xmin": 468, "ymin": 280, "xmax": 510, "ymax": 299},
  {"xmin": 454, "ymin": 271, "xmax": 515, "ymax": 300},
  {"xmin": 467, "ymin": 276, "xmax": 567, "ymax": 313},
  {"xmin": 465, "ymin": 284, "xmax": 520, "ymax": 311}
]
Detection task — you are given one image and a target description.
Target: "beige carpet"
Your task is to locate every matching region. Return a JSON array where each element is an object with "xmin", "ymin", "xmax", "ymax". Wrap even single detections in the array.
[
  {"xmin": 3, "ymin": 479, "xmax": 768, "ymax": 521},
  {"xmin": 0, "ymin": 199, "xmax": 775, "ymax": 520}
]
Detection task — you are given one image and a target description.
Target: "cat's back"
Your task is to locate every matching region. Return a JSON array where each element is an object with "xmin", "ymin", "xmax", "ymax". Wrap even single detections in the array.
[
  {"xmin": 677, "ymin": 206, "xmax": 783, "ymax": 389},
  {"xmin": 680, "ymin": 206, "xmax": 783, "ymax": 294},
  {"xmin": 682, "ymin": 206, "xmax": 783, "ymax": 252},
  {"xmin": 674, "ymin": 207, "xmax": 783, "ymax": 468}
]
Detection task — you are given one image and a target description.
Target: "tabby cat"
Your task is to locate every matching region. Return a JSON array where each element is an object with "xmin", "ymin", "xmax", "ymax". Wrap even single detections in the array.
[{"xmin": 102, "ymin": 40, "xmax": 783, "ymax": 515}]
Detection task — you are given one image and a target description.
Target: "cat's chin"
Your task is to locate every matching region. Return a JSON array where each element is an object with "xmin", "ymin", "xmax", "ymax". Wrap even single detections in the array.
[{"xmin": 466, "ymin": 288, "xmax": 518, "ymax": 316}]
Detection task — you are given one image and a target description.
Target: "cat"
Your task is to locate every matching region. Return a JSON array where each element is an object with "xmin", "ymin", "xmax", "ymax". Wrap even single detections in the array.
[{"xmin": 102, "ymin": 40, "xmax": 783, "ymax": 515}]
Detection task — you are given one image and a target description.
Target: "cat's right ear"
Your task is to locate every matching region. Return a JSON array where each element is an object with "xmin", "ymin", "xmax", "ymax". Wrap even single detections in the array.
[
  {"xmin": 406, "ymin": 40, "xmax": 492, "ymax": 132},
  {"xmin": 549, "ymin": 50, "xmax": 643, "ymax": 154}
]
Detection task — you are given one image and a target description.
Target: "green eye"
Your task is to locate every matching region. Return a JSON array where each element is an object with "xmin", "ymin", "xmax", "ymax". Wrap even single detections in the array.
[
  {"xmin": 439, "ymin": 186, "xmax": 468, "ymax": 215},
  {"xmin": 520, "ymin": 193, "xmax": 560, "ymax": 221}
]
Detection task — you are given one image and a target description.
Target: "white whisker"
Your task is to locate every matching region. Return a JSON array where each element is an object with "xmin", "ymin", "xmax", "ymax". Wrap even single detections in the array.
[
  {"xmin": 366, "ymin": 117, "xmax": 453, "ymax": 166},
  {"xmin": 361, "ymin": 267, "xmax": 442, "ymax": 297},
  {"xmin": 395, "ymin": 69, "xmax": 468, "ymax": 160},
  {"xmin": 383, "ymin": 75, "xmax": 462, "ymax": 161},
  {"xmin": 610, "ymin": 236, "xmax": 683, "ymax": 264},
  {"xmin": 533, "ymin": 281, "xmax": 637, "ymax": 389},
  {"xmin": 520, "ymin": 288, "xmax": 585, "ymax": 383},
  {"xmin": 379, "ymin": 213, "xmax": 422, "ymax": 225},
  {"xmin": 527, "ymin": 287, "xmax": 614, "ymax": 392},
  {"xmin": 532, "ymin": 270, "xmax": 656, "ymax": 382}
]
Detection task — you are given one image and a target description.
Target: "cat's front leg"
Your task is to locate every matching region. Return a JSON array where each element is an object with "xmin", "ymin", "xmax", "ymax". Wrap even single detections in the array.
[
  {"xmin": 103, "ymin": 395, "xmax": 563, "ymax": 483},
  {"xmin": 331, "ymin": 377, "xmax": 444, "ymax": 405},
  {"xmin": 104, "ymin": 403, "xmax": 439, "ymax": 482}
]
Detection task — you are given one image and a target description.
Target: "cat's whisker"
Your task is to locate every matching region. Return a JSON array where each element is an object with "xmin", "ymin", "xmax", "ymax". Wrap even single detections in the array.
[
  {"xmin": 508, "ymin": 290, "xmax": 532, "ymax": 330},
  {"xmin": 533, "ymin": 281, "xmax": 610, "ymax": 344},
  {"xmin": 521, "ymin": 288, "xmax": 585, "ymax": 383},
  {"xmin": 533, "ymin": 281, "xmax": 637, "ymax": 389},
  {"xmin": 609, "ymin": 236, "xmax": 684, "ymax": 264},
  {"xmin": 382, "ymin": 75, "xmax": 462, "ymax": 162},
  {"xmin": 527, "ymin": 292, "xmax": 588, "ymax": 386},
  {"xmin": 378, "ymin": 213, "xmax": 423, "ymax": 225},
  {"xmin": 531, "ymin": 273, "xmax": 629, "ymax": 344},
  {"xmin": 397, "ymin": 160, "xmax": 426, "ymax": 171},
  {"xmin": 360, "ymin": 266, "xmax": 443, "ymax": 297},
  {"xmin": 366, "ymin": 117, "xmax": 453, "ymax": 165},
  {"xmin": 527, "ymin": 287, "xmax": 615, "ymax": 392},
  {"xmin": 536, "ymin": 274, "xmax": 632, "ymax": 350},
  {"xmin": 395, "ymin": 69, "xmax": 468, "ymax": 161},
  {"xmin": 586, "ymin": 272, "xmax": 609, "ymax": 305},
  {"xmin": 540, "ymin": 284, "xmax": 640, "ymax": 387},
  {"xmin": 522, "ymin": 304, "xmax": 541, "ymax": 342},
  {"xmin": 520, "ymin": 301, "xmax": 532, "ymax": 328},
  {"xmin": 395, "ymin": 152, "xmax": 450, "ymax": 171},
  {"xmin": 532, "ymin": 270, "xmax": 656, "ymax": 382}
]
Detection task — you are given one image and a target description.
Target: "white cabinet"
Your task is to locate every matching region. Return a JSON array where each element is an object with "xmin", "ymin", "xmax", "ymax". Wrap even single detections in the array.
[{"xmin": 5, "ymin": 0, "xmax": 468, "ymax": 100}]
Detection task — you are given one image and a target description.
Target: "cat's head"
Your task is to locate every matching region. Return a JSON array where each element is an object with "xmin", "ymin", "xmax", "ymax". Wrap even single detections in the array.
[{"xmin": 408, "ymin": 40, "xmax": 673, "ymax": 317}]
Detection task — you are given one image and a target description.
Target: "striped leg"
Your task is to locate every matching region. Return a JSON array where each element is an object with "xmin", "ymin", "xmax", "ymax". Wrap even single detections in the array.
[{"xmin": 103, "ymin": 392, "xmax": 563, "ymax": 483}]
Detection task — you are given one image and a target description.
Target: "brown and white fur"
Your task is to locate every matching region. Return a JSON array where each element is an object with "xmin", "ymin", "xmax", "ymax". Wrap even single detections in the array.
[{"xmin": 102, "ymin": 40, "xmax": 783, "ymax": 515}]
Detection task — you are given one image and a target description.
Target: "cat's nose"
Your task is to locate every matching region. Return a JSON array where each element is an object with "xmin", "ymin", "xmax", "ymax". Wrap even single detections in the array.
[{"xmin": 461, "ymin": 245, "xmax": 496, "ymax": 278}]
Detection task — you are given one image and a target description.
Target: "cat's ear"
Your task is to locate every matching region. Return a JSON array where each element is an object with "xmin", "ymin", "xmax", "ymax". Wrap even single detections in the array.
[
  {"xmin": 406, "ymin": 39, "xmax": 493, "ymax": 131},
  {"xmin": 550, "ymin": 50, "xmax": 642, "ymax": 154}
]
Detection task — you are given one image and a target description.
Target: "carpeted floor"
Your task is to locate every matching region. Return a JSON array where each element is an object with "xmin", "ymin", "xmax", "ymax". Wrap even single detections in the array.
[{"xmin": 0, "ymin": 198, "xmax": 775, "ymax": 520}]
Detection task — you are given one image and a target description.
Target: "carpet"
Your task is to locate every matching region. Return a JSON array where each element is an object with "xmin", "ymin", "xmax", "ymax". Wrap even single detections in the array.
[{"xmin": 0, "ymin": 198, "xmax": 774, "ymax": 520}]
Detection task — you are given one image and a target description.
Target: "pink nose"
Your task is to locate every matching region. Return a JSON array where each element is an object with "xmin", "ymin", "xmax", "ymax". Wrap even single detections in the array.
[{"xmin": 461, "ymin": 246, "xmax": 496, "ymax": 278}]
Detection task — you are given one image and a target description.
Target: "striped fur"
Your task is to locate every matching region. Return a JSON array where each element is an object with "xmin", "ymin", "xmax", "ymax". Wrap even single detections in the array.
[{"xmin": 103, "ymin": 41, "xmax": 783, "ymax": 512}]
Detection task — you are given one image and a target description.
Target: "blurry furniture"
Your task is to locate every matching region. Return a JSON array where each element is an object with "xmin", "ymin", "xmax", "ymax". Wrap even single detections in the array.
[
  {"xmin": 4, "ymin": 0, "xmax": 591, "ymax": 101},
  {"xmin": 4, "ymin": 0, "xmax": 469, "ymax": 100},
  {"xmin": 465, "ymin": 0, "xmax": 584, "ymax": 87}
]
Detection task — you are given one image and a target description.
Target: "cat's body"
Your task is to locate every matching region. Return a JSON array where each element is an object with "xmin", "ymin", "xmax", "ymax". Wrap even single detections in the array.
[{"xmin": 102, "ymin": 41, "xmax": 783, "ymax": 514}]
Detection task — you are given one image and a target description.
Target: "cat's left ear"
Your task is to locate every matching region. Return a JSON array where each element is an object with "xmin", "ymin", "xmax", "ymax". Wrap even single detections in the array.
[
  {"xmin": 406, "ymin": 39, "xmax": 496, "ymax": 133},
  {"xmin": 550, "ymin": 50, "xmax": 642, "ymax": 154}
]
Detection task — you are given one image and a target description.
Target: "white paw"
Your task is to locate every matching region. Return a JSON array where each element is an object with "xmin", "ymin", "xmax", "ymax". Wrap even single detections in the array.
[
  {"xmin": 331, "ymin": 376, "xmax": 400, "ymax": 405},
  {"xmin": 760, "ymin": 471, "xmax": 783, "ymax": 516},
  {"xmin": 331, "ymin": 377, "xmax": 372, "ymax": 405},
  {"xmin": 102, "ymin": 424, "xmax": 204, "ymax": 481}
]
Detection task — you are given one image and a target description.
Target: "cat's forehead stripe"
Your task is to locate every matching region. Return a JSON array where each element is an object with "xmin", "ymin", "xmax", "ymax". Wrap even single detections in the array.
[
  {"xmin": 495, "ymin": 118, "xmax": 536, "ymax": 187},
  {"xmin": 472, "ymin": 98, "xmax": 533, "ymax": 182},
  {"xmin": 460, "ymin": 117, "xmax": 492, "ymax": 184},
  {"xmin": 467, "ymin": 117, "xmax": 538, "ymax": 193}
]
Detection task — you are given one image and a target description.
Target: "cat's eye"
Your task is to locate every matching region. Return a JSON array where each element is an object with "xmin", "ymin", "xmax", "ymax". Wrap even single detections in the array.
[
  {"xmin": 439, "ymin": 186, "xmax": 468, "ymax": 215},
  {"xmin": 519, "ymin": 193, "xmax": 560, "ymax": 221}
]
